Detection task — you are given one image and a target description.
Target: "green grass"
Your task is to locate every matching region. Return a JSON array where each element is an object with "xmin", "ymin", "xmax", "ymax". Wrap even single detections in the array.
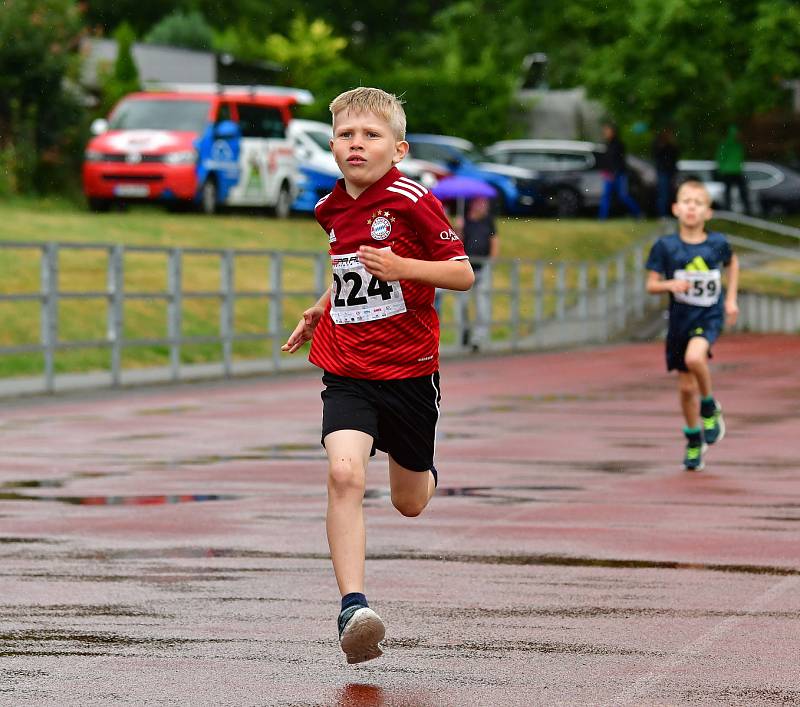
[{"xmin": 0, "ymin": 198, "xmax": 795, "ymax": 378}]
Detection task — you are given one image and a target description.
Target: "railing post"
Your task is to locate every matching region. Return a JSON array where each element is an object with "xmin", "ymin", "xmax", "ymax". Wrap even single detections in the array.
[
  {"xmin": 168, "ymin": 248, "xmax": 182, "ymax": 381},
  {"xmin": 632, "ymin": 246, "xmax": 645, "ymax": 318},
  {"xmin": 510, "ymin": 260, "xmax": 520, "ymax": 350},
  {"xmin": 270, "ymin": 253, "xmax": 283, "ymax": 368},
  {"xmin": 220, "ymin": 250, "xmax": 234, "ymax": 378},
  {"xmin": 314, "ymin": 252, "xmax": 327, "ymax": 297},
  {"xmin": 533, "ymin": 260, "xmax": 544, "ymax": 327},
  {"xmin": 556, "ymin": 261, "xmax": 566, "ymax": 321},
  {"xmin": 106, "ymin": 245, "xmax": 124, "ymax": 387},
  {"xmin": 40, "ymin": 243, "xmax": 59, "ymax": 393},
  {"xmin": 615, "ymin": 253, "xmax": 626, "ymax": 331},
  {"xmin": 484, "ymin": 259, "xmax": 494, "ymax": 346},
  {"xmin": 577, "ymin": 262, "xmax": 589, "ymax": 319},
  {"xmin": 597, "ymin": 261, "xmax": 609, "ymax": 341}
]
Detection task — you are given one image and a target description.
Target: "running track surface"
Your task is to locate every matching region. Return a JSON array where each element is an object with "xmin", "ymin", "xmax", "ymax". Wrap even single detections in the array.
[{"xmin": 0, "ymin": 334, "xmax": 798, "ymax": 706}]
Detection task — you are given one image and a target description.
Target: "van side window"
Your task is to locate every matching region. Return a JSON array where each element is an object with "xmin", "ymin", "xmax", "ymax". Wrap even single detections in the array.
[{"xmin": 236, "ymin": 104, "xmax": 286, "ymax": 139}]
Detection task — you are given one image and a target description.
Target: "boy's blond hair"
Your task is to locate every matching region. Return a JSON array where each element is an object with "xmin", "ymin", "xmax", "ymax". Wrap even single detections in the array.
[
  {"xmin": 329, "ymin": 87, "xmax": 407, "ymax": 141},
  {"xmin": 676, "ymin": 179, "xmax": 712, "ymax": 204}
]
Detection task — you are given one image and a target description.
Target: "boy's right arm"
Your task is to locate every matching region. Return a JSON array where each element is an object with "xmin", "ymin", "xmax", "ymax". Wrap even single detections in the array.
[
  {"xmin": 646, "ymin": 270, "xmax": 689, "ymax": 294},
  {"xmin": 281, "ymin": 287, "xmax": 330, "ymax": 353}
]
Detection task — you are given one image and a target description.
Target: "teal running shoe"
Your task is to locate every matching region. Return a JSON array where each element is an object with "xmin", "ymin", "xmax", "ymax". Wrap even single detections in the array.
[
  {"xmin": 337, "ymin": 605, "xmax": 385, "ymax": 664},
  {"xmin": 701, "ymin": 402, "xmax": 725, "ymax": 445},
  {"xmin": 684, "ymin": 431, "xmax": 708, "ymax": 471}
]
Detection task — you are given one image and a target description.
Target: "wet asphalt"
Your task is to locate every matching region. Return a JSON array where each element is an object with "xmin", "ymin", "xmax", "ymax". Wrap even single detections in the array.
[{"xmin": 0, "ymin": 333, "xmax": 798, "ymax": 706}]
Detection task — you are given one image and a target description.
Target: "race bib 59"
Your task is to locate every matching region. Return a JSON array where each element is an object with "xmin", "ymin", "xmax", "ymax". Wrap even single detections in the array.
[{"xmin": 673, "ymin": 269, "xmax": 722, "ymax": 307}]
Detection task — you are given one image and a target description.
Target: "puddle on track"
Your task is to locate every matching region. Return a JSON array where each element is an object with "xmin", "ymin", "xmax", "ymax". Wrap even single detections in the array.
[
  {"xmin": 0, "ymin": 492, "xmax": 238, "ymax": 506},
  {"xmin": 41, "ymin": 547, "xmax": 800, "ymax": 577}
]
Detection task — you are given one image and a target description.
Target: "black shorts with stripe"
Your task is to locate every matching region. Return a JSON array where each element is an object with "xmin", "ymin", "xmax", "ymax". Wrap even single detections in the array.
[
  {"xmin": 320, "ymin": 370, "xmax": 441, "ymax": 472},
  {"xmin": 665, "ymin": 317, "xmax": 722, "ymax": 372}
]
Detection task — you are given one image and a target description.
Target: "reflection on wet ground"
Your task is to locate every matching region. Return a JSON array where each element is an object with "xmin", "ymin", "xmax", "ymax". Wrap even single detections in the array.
[
  {"xmin": 16, "ymin": 546, "xmax": 794, "ymax": 578},
  {"xmin": 0, "ymin": 629, "xmax": 230, "ymax": 658},
  {"xmin": 335, "ymin": 683, "xmax": 386, "ymax": 707},
  {"xmin": 420, "ymin": 605, "xmax": 800, "ymax": 620},
  {"xmin": 386, "ymin": 636, "xmax": 663, "ymax": 657},
  {"xmin": 0, "ymin": 337, "xmax": 798, "ymax": 702},
  {"xmin": 154, "ymin": 444, "xmax": 326, "ymax": 466},
  {"xmin": 680, "ymin": 687, "xmax": 800, "ymax": 704},
  {"xmin": 468, "ymin": 458, "xmax": 650, "ymax": 474},
  {"xmin": 0, "ymin": 493, "xmax": 237, "ymax": 506},
  {"xmin": 365, "ymin": 484, "xmax": 582, "ymax": 504},
  {"xmin": 135, "ymin": 405, "xmax": 200, "ymax": 416}
]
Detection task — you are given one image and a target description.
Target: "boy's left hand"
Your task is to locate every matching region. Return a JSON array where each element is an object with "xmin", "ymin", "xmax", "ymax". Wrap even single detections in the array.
[
  {"xmin": 725, "ymin": 298, "xmax": 739, "ymax": 326},
  {"xmin": 358, "ymin": 246, "xmax": 407, "ymax": 281}
]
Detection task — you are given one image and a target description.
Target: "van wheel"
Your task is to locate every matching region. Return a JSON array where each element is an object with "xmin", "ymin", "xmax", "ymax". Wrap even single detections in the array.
[
  {"xmin": 88, "ymin": 197, "xmax": 112, "ymax": 213},
  {"xmin": 554, "ymin": 187, "xmax": 580, "ymax": 218},
  {"xmin": 200, "ymin": 178, "xmax": 217, "ymax": 215},
  {"xmin": 273, "ymin": 181, "xmax": 292, "ymax": 219}
]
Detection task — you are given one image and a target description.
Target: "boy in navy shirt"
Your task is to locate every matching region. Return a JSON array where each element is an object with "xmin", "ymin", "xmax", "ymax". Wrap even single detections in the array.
[{"xmin": 646, "ymin": 180, "xmax": 739, "ymax": 470}]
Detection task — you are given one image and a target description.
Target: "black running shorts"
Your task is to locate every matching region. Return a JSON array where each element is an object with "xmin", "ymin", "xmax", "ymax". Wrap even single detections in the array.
[
  {"xmin": 665, "ymin": 319, "xmax": 722, "ymax": 372},
  {"xmin": 320, "ymin": 370, "xmax": 441, "ymax": 472}
]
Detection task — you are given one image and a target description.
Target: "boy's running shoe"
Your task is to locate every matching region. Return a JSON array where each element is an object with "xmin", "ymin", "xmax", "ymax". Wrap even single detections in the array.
[
  {"xmin": 337, "ymin": 605, "xmax": 385, "ymax": 664},
  {"xmin": 683, "ymin": 433, "xmax": 708, "ymax": 472},
  {"xmin": 701, "ymin": 402, "xmax": 725, "ymax": 445}
]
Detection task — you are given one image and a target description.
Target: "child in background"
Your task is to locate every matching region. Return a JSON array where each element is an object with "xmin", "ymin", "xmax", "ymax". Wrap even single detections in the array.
[{"xmin": 646, "ymin": 179, "xmax": 739, "ymax": 471}]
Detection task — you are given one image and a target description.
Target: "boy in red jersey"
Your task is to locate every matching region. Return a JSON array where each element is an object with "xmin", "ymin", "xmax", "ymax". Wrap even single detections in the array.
[{"xmin": 282, "ymin": 87, "xmax": 474, "ymax": 664}]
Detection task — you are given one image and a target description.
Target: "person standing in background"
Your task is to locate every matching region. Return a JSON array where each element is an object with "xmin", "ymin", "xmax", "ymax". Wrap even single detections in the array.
[
  {"xmin": 653, "ymin": 127, "xmax": 680, "ymax": 218},
  {"xmin": 716, "ymin": 125, "xmax": 750, "ymax": 214},
  {"xmin": 598, "ymin": 122, "xmax": 642, "ymax": 220},
  {"xmin": 458, "ymin": 196, "xmax": 498, "ymax": 351}
]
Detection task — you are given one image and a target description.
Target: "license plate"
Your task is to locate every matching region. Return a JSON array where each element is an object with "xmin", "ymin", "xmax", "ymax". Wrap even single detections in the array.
[{"xmin": 113, "ymin": 184, "xmax": 150, "ymax": 197}]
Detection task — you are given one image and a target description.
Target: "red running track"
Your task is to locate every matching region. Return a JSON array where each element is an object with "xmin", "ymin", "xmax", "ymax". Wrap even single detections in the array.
[{"xmin": 0, "ymin": 333, "xmax": 798, "ymax": 705}]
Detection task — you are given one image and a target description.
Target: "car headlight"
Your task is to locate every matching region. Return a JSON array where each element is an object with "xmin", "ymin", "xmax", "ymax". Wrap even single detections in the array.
[
  {"xmin": 163, "ymin": 150, "xmax": 197, "ymax": 165},
  {"xmin": 84, "ymin": 149, "xmax": 106, "ymax": 162}
]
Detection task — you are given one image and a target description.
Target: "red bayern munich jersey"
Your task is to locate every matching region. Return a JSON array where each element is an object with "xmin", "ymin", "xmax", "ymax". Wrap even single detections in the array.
[{"xmin": 309, "ymin": 166, "xmax": 467, "ymax": 379}]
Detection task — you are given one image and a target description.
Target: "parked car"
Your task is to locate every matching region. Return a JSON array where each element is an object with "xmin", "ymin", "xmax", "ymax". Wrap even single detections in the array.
[
  {"xmin": 83, "ymin": 86, "xmax": 311, "ymax": 216},
  {"xmin": 289, "ymin": 120, "xmax": 450, "ymax": 212},
  {"xmin": 483, "ymin": 139, "xmax": 656, "ymax": 217},
  {"xmin": 677, "ymin": 159, "xmax": 800, "ymax": 216},
  {"xmin": 287, "ymin": 119, "xmax": 340, "ymax": 213},
  {"xmin": 405, "ymin": 134, "xmax": 540, "ymax": 215}
]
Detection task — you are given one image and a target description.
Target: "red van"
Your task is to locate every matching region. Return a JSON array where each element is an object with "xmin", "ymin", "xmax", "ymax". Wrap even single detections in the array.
[{"xmin": 83, "ymin": 86, "xmax": 311, "ymax": 215}]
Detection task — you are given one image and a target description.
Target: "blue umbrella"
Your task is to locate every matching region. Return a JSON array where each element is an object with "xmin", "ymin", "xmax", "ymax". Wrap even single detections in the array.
[{"xmin": 431, "ymin": 176, "xmax": 497, "ymax": 220}]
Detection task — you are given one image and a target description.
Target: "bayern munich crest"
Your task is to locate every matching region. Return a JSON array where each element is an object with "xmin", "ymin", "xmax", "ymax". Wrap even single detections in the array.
[{"xmin": 367, "ymin": 210, "xmax": 395, "ymax": 240}]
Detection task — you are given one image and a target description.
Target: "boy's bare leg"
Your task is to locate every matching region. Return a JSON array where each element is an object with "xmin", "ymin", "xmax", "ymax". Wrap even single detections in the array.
[
  {"xmin": 677, "ymin": 371, "xmax": 700, "ymax": 428},
  {"xmin": 684, "ymin": 336, "xmax": 712, "ymax": 398},
  {"xmin": 388, "ymin": 456, "xmax": 436, "ymax": 518},
  {"xmin": 324, "ymin": 430, "xmax": 373, "ymax": 595}
]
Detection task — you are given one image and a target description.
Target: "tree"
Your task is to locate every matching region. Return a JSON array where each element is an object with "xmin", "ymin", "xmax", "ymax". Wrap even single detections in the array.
[
  {"xmin": 743, "ymin": 0, "xmax": 800, "ymax": 113},
  {"xmin": 580, "ymin": 0, "xmax": 737, "ymax": 153},
  {"xmin": 99, "ymin": 22, "xmax": 140, "ymax": 114},
  {"xmin": 374, "ymin": 0, "xmax": 525, "ymax": 146},
  {"xmin": 144, "ymin": 10, "xmax": 215, "ymax": 52},
  {"xmin": 262, "ymin": 16, "xmax": 353, "ymax": 118},
  {"xmin": 0, "ymin": 0, "xmax": 85, "ymax": 195}
]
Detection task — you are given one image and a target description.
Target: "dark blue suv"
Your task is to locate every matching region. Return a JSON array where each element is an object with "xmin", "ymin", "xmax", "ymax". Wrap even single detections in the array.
[{"xmin": 406, "ymin": 134, "xmax": 540, "ymax": 215}]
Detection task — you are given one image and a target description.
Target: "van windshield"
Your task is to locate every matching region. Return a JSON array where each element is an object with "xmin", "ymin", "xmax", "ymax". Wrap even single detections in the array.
[{"xmin": 109, "ymin": 99, "xmax": 212, "ymax": 132}]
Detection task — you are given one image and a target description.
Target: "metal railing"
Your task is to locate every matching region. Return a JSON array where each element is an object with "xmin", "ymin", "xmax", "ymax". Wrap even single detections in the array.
[
  {"xmin": 0, "ymin": 238, "xmax": 659, "ymax": 395},
  {"xmin": 0, "ymin": 227, "xmax": 797, "ymax": 396}
]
